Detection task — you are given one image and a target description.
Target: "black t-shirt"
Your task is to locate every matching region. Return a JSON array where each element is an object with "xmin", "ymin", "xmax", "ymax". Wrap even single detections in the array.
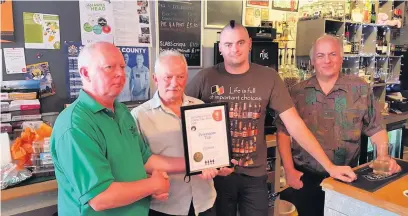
[{"xmin": 186, "ymin": 63, "xmax": 294, "ymax": 176}]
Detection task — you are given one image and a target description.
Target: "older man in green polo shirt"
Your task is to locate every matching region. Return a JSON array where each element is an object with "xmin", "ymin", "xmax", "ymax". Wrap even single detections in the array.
[{"xmin": 51, "ymin": 42, "xmax": 186, "ymax": 216}]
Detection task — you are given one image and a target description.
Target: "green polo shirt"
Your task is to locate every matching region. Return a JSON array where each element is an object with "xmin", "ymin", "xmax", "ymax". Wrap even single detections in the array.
[{"xmin": 50, "ymin": 90, "xmax": 152, "ymax": 216}]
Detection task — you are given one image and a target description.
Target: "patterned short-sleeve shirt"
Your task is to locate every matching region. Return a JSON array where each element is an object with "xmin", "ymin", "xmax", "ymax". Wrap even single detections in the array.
[{"xmin": 276, "ymin": 75, "xmax": 385, "ymax": 173}]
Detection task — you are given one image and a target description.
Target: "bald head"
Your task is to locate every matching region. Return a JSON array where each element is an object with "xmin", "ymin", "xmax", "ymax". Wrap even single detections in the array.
[
  {"xmin": 310, "ymin": 35, "xmax": 344, "ymax": 79},
  {"xmin": 78, "ymin": 42, "xmax": 121, "ymax": 70},
  {"xmin": 310, "ymin": 35, "xmax": 343, "ymax": 61},
  {"xmin": 219, "ymin": 20, "xmax": 252, "ymax": 68},
  {"xmin": 220, "ymin": 20, "xmax": 249, "ymax": 40},
  {"xmin": 77, "ymin": 42, "xmax": 126, "ymax": 100}
]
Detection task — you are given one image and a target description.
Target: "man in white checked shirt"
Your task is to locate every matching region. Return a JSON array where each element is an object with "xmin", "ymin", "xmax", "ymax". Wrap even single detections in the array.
[{"xmin": 131, "ymin": 50, "xmax": 234, "ymax": 216}]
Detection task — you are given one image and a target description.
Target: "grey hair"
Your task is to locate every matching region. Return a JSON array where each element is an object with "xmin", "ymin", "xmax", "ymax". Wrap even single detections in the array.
[
  {"xmin": 309, "ymin": 34, "xmax": 344, "ymax": 61},
  {"xmin": 154, "ymin": 50, "xmax": 188, "ymax": 74}
]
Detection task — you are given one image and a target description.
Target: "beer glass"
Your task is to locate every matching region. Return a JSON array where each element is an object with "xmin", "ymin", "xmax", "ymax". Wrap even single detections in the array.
[{"xmin": 372, "ymin": 143, "xmax": 393, "ymax": 175}]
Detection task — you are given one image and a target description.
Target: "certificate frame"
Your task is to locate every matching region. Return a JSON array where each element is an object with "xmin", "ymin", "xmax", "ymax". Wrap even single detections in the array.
[{"xmin": 181, "ymin": 102, "xmax": 233, "ymax": 176}]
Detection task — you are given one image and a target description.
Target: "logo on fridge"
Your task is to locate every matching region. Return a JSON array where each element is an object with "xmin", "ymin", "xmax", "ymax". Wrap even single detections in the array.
[
  {"xmin": 211, "ymin": 85, "xmax": 224, "ymax": 95},
  {"xmin": 259, "ymin": 49, "xmax": 269, "ymax": 60}
]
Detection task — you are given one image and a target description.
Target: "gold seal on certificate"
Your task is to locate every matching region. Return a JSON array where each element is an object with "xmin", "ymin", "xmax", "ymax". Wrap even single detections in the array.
[{"xmin": 181, "ymin": 102, "xmax": 233, "ymax": 176}]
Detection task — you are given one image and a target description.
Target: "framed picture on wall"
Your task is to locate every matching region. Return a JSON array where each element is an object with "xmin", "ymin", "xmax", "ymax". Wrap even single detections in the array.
[
  {"xmin": 205, "ymin": 0, "xmax": 243, "ymax": 29},
  {"xmin": 246, "ymin": 0, "xmax": 269, "ymax": 8},
  {"xmin": 272, "ymin": 0, "xmax": 299, "ymax": 12}
]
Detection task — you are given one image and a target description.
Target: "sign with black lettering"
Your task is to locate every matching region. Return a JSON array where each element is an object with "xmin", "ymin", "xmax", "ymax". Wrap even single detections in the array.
[{"xmin": 157, "ymin": 0, "xmax": 202, "ymax": 68}]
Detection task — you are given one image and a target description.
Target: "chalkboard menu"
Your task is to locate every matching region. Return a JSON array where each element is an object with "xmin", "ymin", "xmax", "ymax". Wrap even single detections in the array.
[{"xmin": 157, "ymin": 0, "xmax": 202, "ymax": 68}]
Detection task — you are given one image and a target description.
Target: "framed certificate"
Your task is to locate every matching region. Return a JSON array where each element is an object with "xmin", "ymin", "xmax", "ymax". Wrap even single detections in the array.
[{"xmin": 181, "ymin": 102, "xmax": 233, "ymax": 176}]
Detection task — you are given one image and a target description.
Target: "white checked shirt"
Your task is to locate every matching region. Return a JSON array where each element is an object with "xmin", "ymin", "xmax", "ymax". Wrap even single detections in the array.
[{"xmin": 131, "ymin": 92, "xmax": 216, "ymax": 216}]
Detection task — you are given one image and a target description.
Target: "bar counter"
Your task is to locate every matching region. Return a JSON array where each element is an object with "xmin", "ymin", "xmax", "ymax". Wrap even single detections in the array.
[{"xmin": 321, "ymin": 161, "xmax": 408, "ymax": 216}]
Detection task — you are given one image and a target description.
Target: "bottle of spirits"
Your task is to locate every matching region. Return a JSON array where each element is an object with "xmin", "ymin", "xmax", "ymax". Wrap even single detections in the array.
[
  {"xmin": 229, "ymin": 102, "xmax": 234, "ymax": 119},
  {"xmin": 233, "ymin": 103, "xmax": 239, "ymax": 118},
  {"xmin": 252, "ymin": 104, "xmax": 258, "ymax": 119},
  {"xmin": 358, "ymin": 57, "xmax": 365, "ymax": 77},
  {"xmin": 233, "ymin": 120, "xmax": 239, "ymax": 138},
  {"xmin": 382, "ymin": 31, "xmax": 388, "ymax": 55},
  {"xmin": 235, "ymin": 139, "xmax": 240, "ymax": 155},
  {"xmin": 352, "ymin": 26, "xmax": 359, "ymax": 54},
  {"xmin": 376, "ymin": 33, "xmax": 383, "ymax": 55},
  {"xmin": 239, "ymin": 140, "xmax": 245, "ymax": 154},
  {"xmin": 237, "ymin": 103, "xmax": 242, "ymax": 119},
  {"xmin": 247, "ymin": 103, "xmax": 253, "ymax": 119},
  {"xmin": 242, "ymin": 102, "xmax": 248, "ymax": 119},
  {"xmin": 232, "ymin": 139, "xmax": 237, "ymax": 153},
  {"xmin": 244, "ymin": 141, "xmax": 249, "ymax": 154},
  {"xmin": 248, "ymin": 122, "xmax": 253, "ymax": 136},
  {"xmin": 238, "ymin": 121, "xmax": 243, "ymax": 137},
  {"xmin": 249, "ymin": 140, "xmax": 254, "ymax": 153},
  {"xmin": 253, "ymin": 103, "xmax": 261, "ymax": 119},
  {"xmin": 344, "ymin": 25, "xmax": 352, "ymax": 53},
  {"xmin": 371, "ymin": 3, "xmax": 376, "ymax": 24},
  {"xmin": 242, "ymin": 122, "xmax": 248, "ymax": 138}
]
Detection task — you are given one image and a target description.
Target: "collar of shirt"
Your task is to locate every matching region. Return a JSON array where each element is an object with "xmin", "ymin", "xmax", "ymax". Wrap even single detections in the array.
[
  {"xmin": 78, "ymin": 89, "xmax": 123, "ymax": 115},
  {"xmin": 149, "ymin": 91, "xmax": 192, "ymax": 114},
  {"xmin": 304, "ymin": 74, "xmax": 349, "ymax": 94}
]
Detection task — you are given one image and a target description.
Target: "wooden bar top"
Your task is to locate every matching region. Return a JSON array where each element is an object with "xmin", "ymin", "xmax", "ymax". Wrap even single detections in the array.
[
  {"xmin": 321, "ymin": 162, "xmax": 408, "ymax": 215},
  {"xmin": 1, "ymin": 179, "xmax": 57, "ymax": 201}
]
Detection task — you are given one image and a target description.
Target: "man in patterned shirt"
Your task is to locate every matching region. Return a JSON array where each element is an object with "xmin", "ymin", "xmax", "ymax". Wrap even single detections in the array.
[{"xmin": 276, "ymin": 35, "xmax": 401, "ymax": 216}]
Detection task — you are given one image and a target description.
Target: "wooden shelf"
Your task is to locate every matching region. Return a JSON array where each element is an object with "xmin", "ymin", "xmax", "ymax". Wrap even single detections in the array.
[
  {"xmin": 266, "ymin": 134, "xmax": 277, "ymax": 148},
  {"xmin": 1, "ymin": 180, "xmax": 57, "ymax": 201},
  {"xmin": 372, "ymin": 83, "xmax": 386, "ymax": 87},
  {"xmin": 383, "ymin": 112, "xmax": 408, "ymax": 125}
]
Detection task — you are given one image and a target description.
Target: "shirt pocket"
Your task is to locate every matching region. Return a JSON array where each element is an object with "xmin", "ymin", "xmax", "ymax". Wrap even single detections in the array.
[{"xmin": 339, "ymin": 109, "xmax": 363, "ymax": 143}]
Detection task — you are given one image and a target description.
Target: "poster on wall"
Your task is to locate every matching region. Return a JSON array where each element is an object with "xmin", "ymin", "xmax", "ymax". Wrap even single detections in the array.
[
  {"xmin": 65, "ymin": 42, "xmax": 84, "ymax": 99},
  {"xmin": 243, "ymin": 7, "xmax": 261, "ymax": 27},
  {"xmin": 113, "ymin": 0, "xmax": 152, "ymax": 47},
  {"xmin": 246, "ymin": 0, "xmax": 270, "ymax": 8},
  {"xmin": 3, "ymin": 48, "xmax": 27, "ymax": 74},
  {"xmin": 23, "ymin": 12, "xmax": 60, "ymax": 49},
  {"xmin": 1, "ymin": 0, "xmax": 14, "ymax": 42},
  {"xmin": 117, "ymin": 46, "xmax": 150, "ymax": 102},
  {"xmin": 261, "ymin": 8, "xmax": 269, "ymax": 21},
  {"xmin": 79, "ymin": 1, "xmax": 114, "ymax": 45},
  {"xmin": 272, "ymin": 0, "xmax": 299, "ymax": 12},
  {"xmin": 25, "ymin": 62, "xmax": 56, "ymax": 98},
  {"xmin": 157, "ymin": 0, "xmax": 202, "ymax": 68}
]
